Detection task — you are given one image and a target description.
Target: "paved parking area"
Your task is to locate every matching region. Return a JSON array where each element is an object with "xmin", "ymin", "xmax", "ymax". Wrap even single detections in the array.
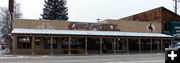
[{"xmin": 0, "ymin": 53, "xmax": 165, "ymax": 63}]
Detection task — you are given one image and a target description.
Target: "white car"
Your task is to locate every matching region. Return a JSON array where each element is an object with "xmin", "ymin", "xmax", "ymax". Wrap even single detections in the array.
[{"xmin": 169, "ymin": 42, "xmax": 180, "ymax": 48}]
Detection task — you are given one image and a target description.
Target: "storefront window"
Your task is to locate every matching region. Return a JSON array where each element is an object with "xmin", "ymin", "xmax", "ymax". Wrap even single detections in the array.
[
  {"xmin": 53, "ymin": 37, "xmax": 58, "ymax": 49},
  {"xmin": 116, "ymin": 38, "xmax": 125, "ymax": 51},
  {"xmin": 87, "ymin": 38, "xmax": 100, "ymax": 50},
  {"xmin": 129, "ymin": 39, "xmax": 139, "ymax": 51},
  {"xmin": 17, "ymin": 36, "xmax": 32, "ymax": 49},
  {"xmin": 152, "ymin": 39, "xmax": 161, "ymax": 50},
  {"xmin": 61, "ymin": 37, "xmax": 68, "ymax": 49},
  {"xmin": 44, "ymin": 37, "xmax": 51, "ymax": 49},
  {"xmin": 70, "ymin": 37, "xmax": 85, "ymax": 49},
  {"xmin": 141, "ymin": 39, "xmax": 150, "ymax": 50},
  {"xmin": 34, "ymin": 37, "xmax": 42, "ymax": 49},
  {"xmin": 102, "ymin": 38, "xmax": 113, "ymax": 53}
]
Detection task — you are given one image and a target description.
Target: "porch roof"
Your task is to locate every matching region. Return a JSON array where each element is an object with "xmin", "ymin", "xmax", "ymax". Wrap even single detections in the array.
[{"xmin": 12, "ymin": 28, "xmax": 172, "ymax": 38}]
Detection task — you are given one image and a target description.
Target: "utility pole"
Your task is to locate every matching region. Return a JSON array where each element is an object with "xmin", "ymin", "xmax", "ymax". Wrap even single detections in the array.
[
  {"xmin": 96, "ymin": 18, "xmax": 101, "ymax": 22},
  {"xmin": 9, "ymin": 0, "xmax": 14, "ymax": 30},
  {"xmin": 173, "ymin": 0, "xmax": 180, "ymax": 14},
  {"xmin": 8, "ymin": 0, "xmax": 14, "ymax": 52},
  {"xmin": 175, "ymin": 0, "xmax": 177, "ymax": 13}
]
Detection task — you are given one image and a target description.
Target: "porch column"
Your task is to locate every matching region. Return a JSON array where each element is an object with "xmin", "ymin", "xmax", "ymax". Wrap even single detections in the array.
[
  {"xmin": 50, "ymin": 37, "xmax": 53, "ymax": 55},
  {"xmin": 161, "ymin": 39, "xmax": 164, "ymax": 51},
  {"xmin": 113, "ymin": 38, "xmax": 116, "ymax": 54},
  {"xmin": 12, "ymin": 35, "xmax": 17, "ymax": 55},
  {"xmin": 68, "ymin": 37, "xmax": 71, "ymax": 54},
  {"xmin": 85, "ymin": 37, "xmax": 88, "ymax": 55},
  {"xmin": 150, "ymin": 39, "xmax": 152, "ymax": 52},
  {"xmin": 32, "ymin": 36, "xmax": 35, "ymax": 55},
  {"xmin": 100, "ymin": 38, "xmax": 102, "ymax": 54},
  {"xmin": 138, "ymin": 39, "xmax": 141, "ymax": 53},
  {"xmin": 126, "ymin": 38, "xmax": 129, "ymax": 53}
]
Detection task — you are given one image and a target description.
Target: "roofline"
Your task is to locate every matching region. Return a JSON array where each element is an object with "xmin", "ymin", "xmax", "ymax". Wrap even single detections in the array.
[
  {"xmin": 14, "ymin": 19, "xmax": 102, "ymax": 24},
  {"xmin": 118, "ymin": 6, "xmax": 180, "ymax": 20}
]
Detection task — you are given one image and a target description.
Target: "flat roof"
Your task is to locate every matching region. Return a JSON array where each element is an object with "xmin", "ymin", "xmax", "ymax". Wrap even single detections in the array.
[{"xmin": 12, "ymin": 28, "xmax": 172, "ymax": 38}]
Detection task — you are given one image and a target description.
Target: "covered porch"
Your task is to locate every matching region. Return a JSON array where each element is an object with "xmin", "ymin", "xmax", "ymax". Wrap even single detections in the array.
[{"xmin": 12, "ymin": 29, "xmax": 173, "ymax": 55}]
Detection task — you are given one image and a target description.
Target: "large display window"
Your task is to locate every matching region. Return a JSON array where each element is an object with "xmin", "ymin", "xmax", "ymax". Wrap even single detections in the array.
[
  {"xmin": 70, "ymin": 37, "xmax": 85, "ymax": 49},
  {"xmin": 17, "ymin": 36, "xmax": 32, "ymax": 49},
  {"xmin": 129, "ymin": 39, "xmax": 139, "ymax": 51},
  {"xmin": 141, "ymin": 39, "xmax": 150, "ymax": 50},
  {"xmin": 152, "ymin": 39, "xmax": 161, "ymax": 50},
  {"xmin": 61, "ymin": 37, "xmax": 69, "ymax": 49}
]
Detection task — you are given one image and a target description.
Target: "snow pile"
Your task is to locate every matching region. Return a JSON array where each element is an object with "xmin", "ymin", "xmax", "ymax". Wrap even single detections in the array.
[{"xmin": 0, "ymin": 48, "xmax": 10, "ymax": 56}]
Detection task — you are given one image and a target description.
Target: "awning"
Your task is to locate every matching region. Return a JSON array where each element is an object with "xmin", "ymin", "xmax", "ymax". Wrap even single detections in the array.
[{"xmin": 12, "ymin": 28, "xmax": 172, "ymax": 38}]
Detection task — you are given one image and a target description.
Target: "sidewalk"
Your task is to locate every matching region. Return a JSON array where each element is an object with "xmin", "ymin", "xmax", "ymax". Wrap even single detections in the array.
[
  {"xmin": 0, "ymin": 53, "xmax": 165, "ymax": 63},
  {"xmin": 0, "ymin": 52, "xmax": 164, "ymax": 58}
]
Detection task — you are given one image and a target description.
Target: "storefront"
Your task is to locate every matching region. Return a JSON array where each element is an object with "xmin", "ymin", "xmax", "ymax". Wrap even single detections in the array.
[{"xmin": 11, "ymin": 19, "xmax": 173, "ymax": 54}]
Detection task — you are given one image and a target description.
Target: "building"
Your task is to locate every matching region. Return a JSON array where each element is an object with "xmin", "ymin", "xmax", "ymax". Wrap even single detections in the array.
[
  {"xmin": 119, "ymin": 7, "xmax": 180, "ymax": 31},
  {"xmin": 11, "ymin": 19, "xmax": 172, "ymax": 54},
  {"xmin": 119, "ymin": 7, "xmax": 180, "ymax": 40}
]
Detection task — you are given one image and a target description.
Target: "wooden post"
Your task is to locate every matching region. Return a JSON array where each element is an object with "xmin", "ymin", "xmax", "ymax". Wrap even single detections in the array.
[
  {"xmin": 59, "ymin": 37, "xmax": 62, "ymax": 49},
  {"xmin": 113, "ymin": 38, "xmax": 116, "ymax": 54},
  {"xmin": 161, "ymin": 39, "xmax": 164, "ymax": 51},
  {"xmin": 50, "ymin": 37, "xmax": 53, "ymax": 55},
  {"xmin": 139, "ymin": 39, "xmax": 141, "ymax": 53},
  {"xmin": 126, "ymin": 38, "xmax": 129, "ymax": 53},
  {"xmin": 32, "ymin": 36, "xmax": 35, "ymax": 55},
  {"xmin": 85, "ymin": 37, "xmax": 88, "ymax": 55},
  {"xmin": 12, "ymin": 35, "xmax": 16, "ymax": 55},
  {"xmin": 150, "ymin": 39, "xmax": 152, "ymax": 52},
  {"xmin": 100, "ymin": 38, "xmax": 102, "ymax": 54},
  {"xmin": 68, "ymin": 37, "xmax": 71, "ymax": 54}
]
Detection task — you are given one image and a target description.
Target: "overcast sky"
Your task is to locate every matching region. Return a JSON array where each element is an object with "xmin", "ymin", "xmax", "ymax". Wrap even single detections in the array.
[{"xmin": 0, "ymin": 0, "xmax": 178, "ymax": 22}]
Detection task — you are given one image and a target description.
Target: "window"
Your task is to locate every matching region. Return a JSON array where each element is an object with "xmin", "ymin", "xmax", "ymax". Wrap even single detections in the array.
[
  {"xmin": 141, "ymin": 39, "xmax": 150, "ymax": 50},
  {"xmin": 53, "ymin": 37, "xmax": 58, "ymax": 49},
  {"xmin": 44, "ymin": 37, "xmax": 51, "ymax": 49},
  {"xmin": 70, "ymin": 37, "xmax": 85, "ymax": 49},
  {"xmin": 61, "ymin": 37, "xmax": 68, "ymax": 49},
  {"xmin": 87, "ymin": 38, "xmax": 100, "ymax": 50},
  {"xmin": 129, "ymin": 39, "xmax": 139, "ymax": 50},
  {"xmin": 17, "ymin": 36, "xmax": 32, "ymax": 49},
  {"xmin": 116, "ymin": 39, "xmax": 125, "ymax": 50},
  {"xmin": 43, "ymin": 37, "xmax": 58, "ymax": 49},
  {"xmin": 152, "ymin": 39, "xmax": 161, "ymax": 50}
]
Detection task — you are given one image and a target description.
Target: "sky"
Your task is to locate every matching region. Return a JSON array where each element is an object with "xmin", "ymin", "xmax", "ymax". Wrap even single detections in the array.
[{"xmin": 0, "ymin": 0, "xmax": 178, "ymax": 22}]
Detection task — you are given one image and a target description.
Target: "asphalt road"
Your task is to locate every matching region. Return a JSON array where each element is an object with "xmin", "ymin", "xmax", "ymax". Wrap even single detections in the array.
[{"xmin": 0, "ymin": 53, "xmax": 165, "ymax": 63}]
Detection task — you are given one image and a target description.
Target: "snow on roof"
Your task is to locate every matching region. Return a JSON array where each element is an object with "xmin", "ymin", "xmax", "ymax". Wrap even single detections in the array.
[{"xmin": 12, "ymin": 28, "xmax": 172, "ymax": 38}]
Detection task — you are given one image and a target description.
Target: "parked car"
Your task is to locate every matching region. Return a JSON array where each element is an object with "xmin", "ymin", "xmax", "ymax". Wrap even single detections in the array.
[
  {"xmin": 0, "ymin": 43, "xmax": 7, "ymax": 50},
  {"xmin": 169, "ymin": 41, "xmax": 180, "ymax": 48}
]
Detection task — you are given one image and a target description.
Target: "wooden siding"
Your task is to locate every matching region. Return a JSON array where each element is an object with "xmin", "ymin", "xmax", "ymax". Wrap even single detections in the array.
[
  {"xmin": 119, "ymin": 7, "xmax": 180, "ymax": 30},
  {"xmin": 14, "ymin": 19, "xmax": 162, "ymax": 33}
]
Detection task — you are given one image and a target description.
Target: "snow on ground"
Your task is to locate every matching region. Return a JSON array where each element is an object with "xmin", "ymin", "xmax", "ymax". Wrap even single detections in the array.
[
  {"xmin": 0, "ymin": 56, "xmax": 48, "ymax": 59},
  {"xmin": 0, "ymin": 49, "xmax": 12, "ymax": 56}
]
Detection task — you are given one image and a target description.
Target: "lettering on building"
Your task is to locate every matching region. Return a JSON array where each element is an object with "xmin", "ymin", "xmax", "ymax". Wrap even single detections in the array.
[{"xmin": 68, "ymin": 22, "xmax": 120, "ymax": 31}]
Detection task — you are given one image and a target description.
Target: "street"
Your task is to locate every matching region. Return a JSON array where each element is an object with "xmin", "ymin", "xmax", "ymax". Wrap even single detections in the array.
[{"xmin": 0, "ymin": 53, "xmax": 165, "ymax": 63}]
